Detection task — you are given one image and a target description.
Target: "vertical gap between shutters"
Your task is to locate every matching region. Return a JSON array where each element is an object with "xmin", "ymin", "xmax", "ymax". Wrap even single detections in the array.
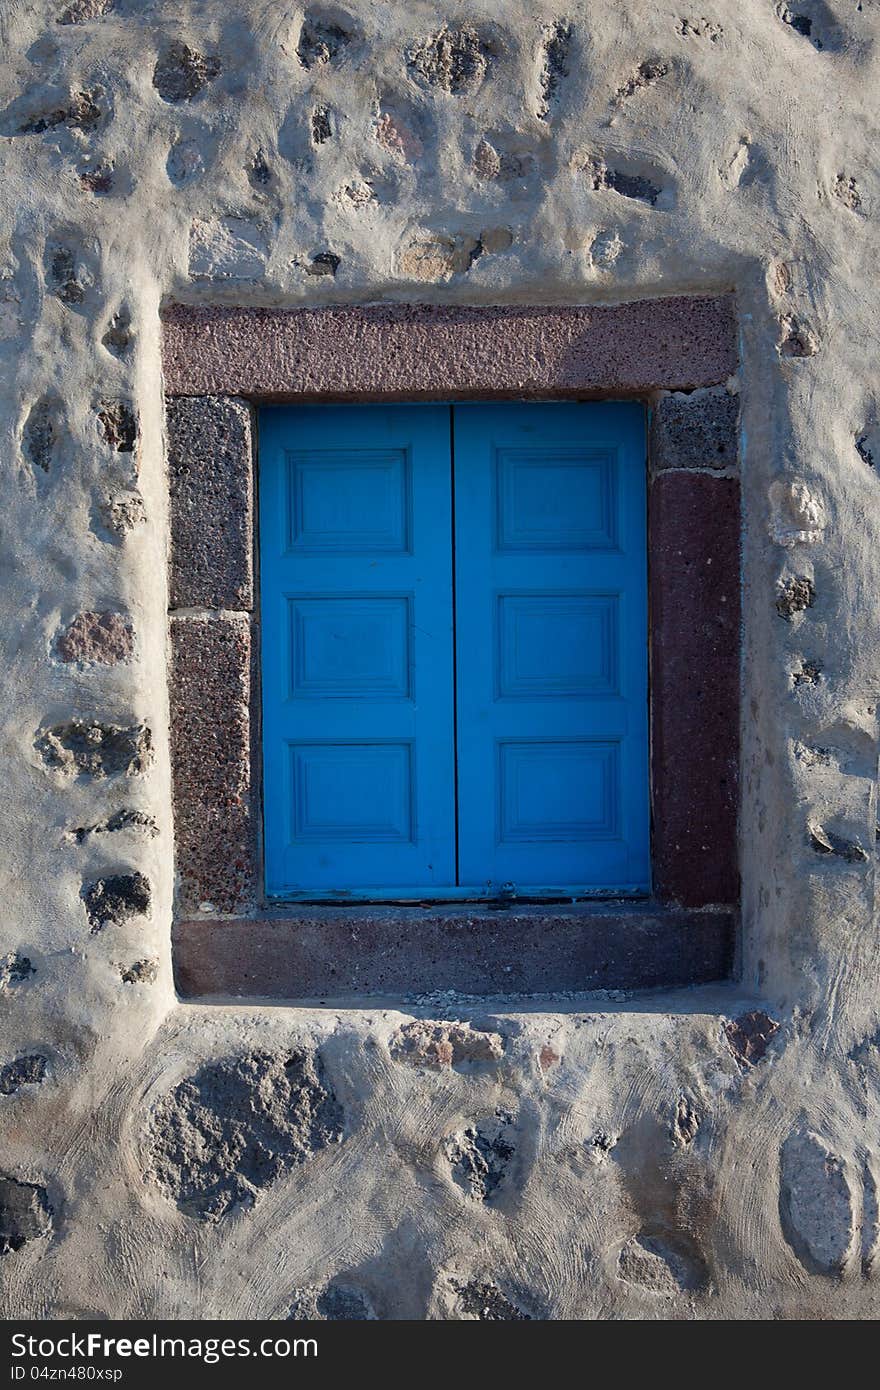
[{"xmin": 449, "ymin": 404, "xmax": 460, "ymax": 886}]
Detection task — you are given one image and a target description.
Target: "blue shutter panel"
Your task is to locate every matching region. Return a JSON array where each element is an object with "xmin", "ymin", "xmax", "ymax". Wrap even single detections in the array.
[
  {"xmin": 452, "ymin": 402, "xmax": 650, "ymax": 892},
  {"xmin": 259, "ymin": 404, "xmax": 456, "ymax": 893}
]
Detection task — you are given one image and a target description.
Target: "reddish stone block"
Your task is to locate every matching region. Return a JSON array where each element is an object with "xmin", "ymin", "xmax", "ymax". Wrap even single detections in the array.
[
  {"xmin": 650, "ymin": 472, "xmax": 740, "ymax": 906},
  {"xmin": 162, "ymin": 296, "xmax": 737, "ymax": 399}
]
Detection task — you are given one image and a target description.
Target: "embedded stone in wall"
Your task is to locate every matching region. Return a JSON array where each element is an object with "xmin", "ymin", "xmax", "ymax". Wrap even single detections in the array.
[
  {"xmin": 617, "ymin": 1231, "xmax": 707, "ymax": 1294},
  {"xmin": 0, "ymin": 954, "xmax": 35, "ymax": 992},
  {"xmin": 589, "ymin": 229, "xmax": 623, "ymax": 268},
  {"xmin": 779, "ymin": 1129, "xmax": 854, "ymax": 1274},
  {"xmin": 473, "ymin": 136, "xmax": 534, "ymax": 184},
  {"xmin": 768, "ymin": 479, "xmax": 825, "ymax": 546},
  {"xmin": 676, "ymin": 18, "xmax": 723, "ymax": 40},
  {"xmin": 398, "ymin": 232, "xmax": 481, "ymax": 281},
  {"xmin": 13, "ymin": 90, "xmax": 103, "ymax": 135},
  {"xmin": 152, "ymin": 42, "xmax": 221, "ymax": 103},
  {"xmin": 288, "ymin": 1283, "xmax": 375, "ymax": 1320},
  {"xmin": 374, "ymin": 111, "xmax": 423, "ymax": 162},
  {"xmin": 304, "ymin": 251, "xmax": 340, "ymax": 277},
  {"xmin": 36, "ymin": 720, "xmax": 152, "ymax": 779},
  {"xmin": 832, "ymin": 174, "xmax": 862, "ymax": 213},
  {"xmin": 55, "ymin": 611, "xmax": 134, "ymax": 665},
  {"xmin": 169, "ymin": 614, "xmax": 254, "ymax": 914},
  {"xmin": 672, "ymin": 1093, "xmax": 700, "ymax": 1145},
  {"xmin": 97, "ymin": 399, "xmax": 138, "ymax": 453},
  {"xmin": 452, "ymin": 1279, "xmax": 533, "ymax": 1320},
  {"xmin": 296, "ymin": 13, "xmax": 354, "ymax": 69},
  {"xmin": 537, "ymin": 20, "xmax": 572, "ymax": 120},
  {"xmin": 0, "ymin": 1178, "xmax": 53, "ymax": 1255},
  {"xmin": 146, "ymin": 1050, "xmax": 344, "ymax": 1222},
  {"xmin": 612, "ymin": 60, "xmax": 669, "ymax": 108},
  {"xmin": 46, "ymin": 243, "xmax": 90, "ymax": 304},
  {"xmin": 808, "ymin": 823, "xmax": 868, "ymax": 864},
  {"xmin": 584, "ymin": 156, "xmax": 664, "ymax": 205},
  {"xmin": 81, "ymin": 872, "xmax": 151, "ymax": 933},
  {"xmin": 166, "ymin": 396, "xmax": 253, "ymax": 611},
  {"xmin": 71, "ymin": 808, "xmax": 157, "ymax": 842},
  {"xmin": 408, "ymin": 26, "xmax": 492, "ymax": 94},
  {"xmin": 22, "ymin": 397, "xmax": 61, "ymax": 473},
  {"xmin": 776, "ymin": 573, "xmax": 814, "ymax": 619},
  {"xmin": 166, "ymin": 140, "xmax": 204, "ymax": 186},
  {"xmin": 651, "ymin": 386, "xmax": 739, "ymax": 471},
  {"xmin": 724, "ymin": 1010, "xmax": 780, "ymax": 1067},
  {"xmin": 77, "ymin": 156, "xmax": 114, "ymax": 194},
  {"xmin": 778, "ymin": 314, "xmax": 819, "ymax": 357},
  {"xmin": 189, "ymin": 218, "xmax": 269, "ymax": 281},
  {"xmin": 119, "ymin": 958, "xmax": 158, "ymax": 985},
  {"xmin": 310, "ymin": 104, "xmax": 332, "ymax": 144},
  {"xmin": 247, "ymin": 149, "xmax": 272, "ymax": 188},
  {"xmin": 98, "ymin": 491, "xmax": 146, "ymax": 541},
  {"xmin": 57, "ymin": 0, "xmax": 114, "ymax": 20},
  {"xmin": 444, "ymin": 1109, "xmax": 515, "ymax": 1202},
  {"xmin": 389, "ymin": 1019, "xmax": 504, "ymax": 1070},
  {"xmin": 0, "ymin": 1055, "xmax": 47, "ymax": 1095}
]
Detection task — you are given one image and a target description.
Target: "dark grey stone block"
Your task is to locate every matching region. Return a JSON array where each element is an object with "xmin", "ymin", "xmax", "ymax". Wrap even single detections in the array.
[
  {"xmin": 166, "ymin": 396, "xmax": 253, "ymax": 611},
  {"xmin": 651, "ymin": 385, "xmax": 739, "ymax": 471}
]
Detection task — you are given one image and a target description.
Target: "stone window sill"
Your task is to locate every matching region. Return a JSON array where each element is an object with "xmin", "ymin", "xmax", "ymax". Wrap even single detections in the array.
[{"xmin": 173, "ymin": 901, "xmax": 734, "ymax": 1001}]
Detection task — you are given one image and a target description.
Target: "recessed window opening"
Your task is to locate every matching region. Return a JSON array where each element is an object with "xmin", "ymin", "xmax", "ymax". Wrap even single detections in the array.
[{"xmin": 258, "ymin": 401, "xmax": 649, "ymax": 903}]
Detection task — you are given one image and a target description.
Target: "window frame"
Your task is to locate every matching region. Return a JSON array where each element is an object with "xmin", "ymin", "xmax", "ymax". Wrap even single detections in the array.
[{"xmin": 164, "ymin": 296, "xmax": 740, "ymax": 999}]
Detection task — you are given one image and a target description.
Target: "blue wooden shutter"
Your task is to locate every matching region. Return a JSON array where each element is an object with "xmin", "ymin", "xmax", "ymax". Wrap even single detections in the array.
[
  {"xmin": 259, "ymin": 404, "xmax": 455, "ymax": 893},
  {"xmin": 452, "ymin": 402, "xmax": 650, "ymax": 893}
]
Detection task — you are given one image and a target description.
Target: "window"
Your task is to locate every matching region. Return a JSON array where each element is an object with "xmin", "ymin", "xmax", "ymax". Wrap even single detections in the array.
[{"xmin": 258, "ymin": 401, "xmax": 649, "ymax": 900}]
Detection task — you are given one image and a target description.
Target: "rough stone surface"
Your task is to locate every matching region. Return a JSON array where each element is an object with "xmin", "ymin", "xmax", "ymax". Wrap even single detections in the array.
[
  {"xmin": 779, "ymin": 1130, "xmax": 854, "ymax": 1274},
  {"xmin": 97, "ymin": 399, "xmax": 137, "ymax": 454},
  {"xmin": 0, "ymin": 955, "xmax": 35, "ymax": 993},
  {"xmin": 152, "ymin": 43, "xmax": 220, "ymax": 104},
  {"xmin": 444, "ymin": 1110, "xmax": 515, "ymax": 1203},
  {"xmin": 672, "ymin": 1094, "xmax": 700, "ymax": 1145},
  {"xmin": 35, "ymin": 720, "xmax": 152, "ymax": 780},
  {"xmin": 453, "ymin": 1280, "xmax": 532, "ymax": 1321},
  {"xmin": 119, "ymin": 958, "xmax": 158, "ymax": 985},
  {"xmin": 166, "ymin": 396, "xmax": 253, "ymax": 611},
  {"xmin": 724, "ymin": 1010, "xmax": 780, "ymax": 1067},
  {"xmin": 296, "ymin": 17, "xmax": 353, "ymax": 70},
  {"xmin": 72, "ymin": 808, "xmax": 158, "ymax": 842},
  {"xmin": 174, "ymin": 908, "xmax": 735, "ymax": 998},
  {"xmin": 0, "ymin": 1179, "xmax": 53, "ymax": 1255},
  {"xmin": 162, "ymin": 298, "xmax": 738, "ymax": 398},
  {"xmin": 22, "ymin": 397, "xmax": 60, "ymax": 473},
  {"xmin": 389, "ymin": 1020, "xmax": 504, "ymax": 1070},
  {"xmin": 1, "ymin": 0, "xmax": 880, "ymax": 1324},
  {"xmin": 408, "ymin": 26, "xmax": 491, "ymax": 94},
  {"xmin": 57, "ymin": 0, "xmax": 115, "ymax": 22},
  {"xmin": 55, "ymin": 611, "xmax": 133, "ymax": 665},
  {"xmin": 652, "ymin": 387, "xmax": 739, "ymax": 471},
  {"xmin": 81, "ymin": 872, "xmax": 151, "ymax": 933},
  {"xmin": 169, "ymin": 615, "xmax": 254, "ymax": 915},
  {"xmin": 650, "ymin": 472, "xmax": 740, "ymax": 906},
  {"xmin": 146, "ymin": 1050, "xmax": 344, "ymax": 1221},
  {"xmin": 776, "ymin": 573, "xmax": 815, "ymax": 618},
  {"xmin": 0, "ymin": 1055, "xmax": 47, "ymax": 1094},
  {"xmin": 288, "ymin": 1283, "xmax": 375, "ymax": 1320},
  {"xmin": 12, "ymin": 90, "xmax": 103, "ymax": 135}
]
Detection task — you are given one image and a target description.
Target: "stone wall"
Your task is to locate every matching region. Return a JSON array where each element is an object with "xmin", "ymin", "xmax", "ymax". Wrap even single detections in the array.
[{"xmin": 1, "ymin": 0, "xmax": 879, "ymax": 1319}]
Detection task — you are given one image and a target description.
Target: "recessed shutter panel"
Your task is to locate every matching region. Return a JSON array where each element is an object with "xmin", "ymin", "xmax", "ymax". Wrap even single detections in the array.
[
  {"xmin": 452, "ymin": 402, "xmax": 650, "ymax": 893},
  {"xmin": 259, "ymin": 404, "xmax": 455, "ymax": 894}
]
